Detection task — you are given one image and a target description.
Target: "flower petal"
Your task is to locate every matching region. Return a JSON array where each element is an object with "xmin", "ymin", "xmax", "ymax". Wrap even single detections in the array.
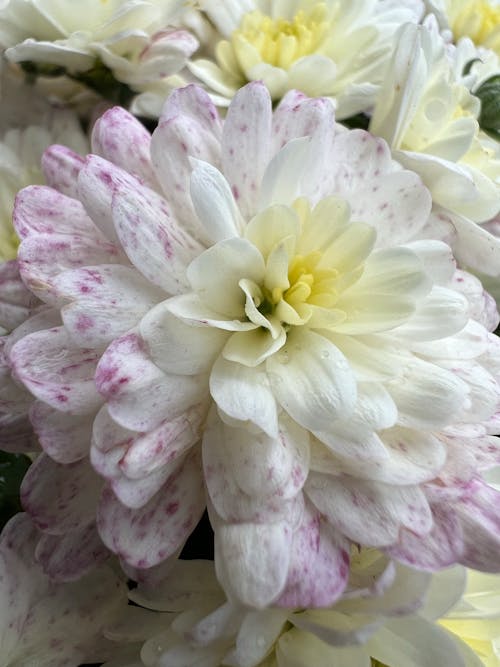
[
  {"xmin": 97, "ymin": 452, "xmax": 205, "ymax": 568},
  {"xmin": 41, "ymin": 145, "xmax": 86, "ymax": 198},
  {"xmin": 210, "ymin": 356, "xmax": 278, "ymax": 436},
  {"xmin": 91, "ymin": 106, "xmax": 159, "ymax": 189},
  {"xmin": 276, "ymin": 505, "xmax": 350, "ymax": 608},
  {"xmin": 266, "ymin": 329, "xmax": 356, "ymax": 431},
  {"xmin": 221, "ymin": 81, "xmax": 272, "ymax": 219},
  {"xmin": 214, "ymin": 520, "xmax": 292, "ymax": 608},
  {"xmin": 95, "ymin": 332, "xmax": 207, "ymax": 432},
  {"xmin": 10, "ymin": 325, "xmax": 102, "ymax": 414},
  {"xmin": 112, "ymin": 177, "xmax": 203, "ymax": 295},
  {"xmin": 141, "ymin": 300, "xmax": 227, "ymax": 375},
  {"xmin": 21, "ymin": 454, "xmax": 102, "ymax": 534},
  {"xmin": 29, "ymin": 401, "xmax": 92, "ymax": 464}
]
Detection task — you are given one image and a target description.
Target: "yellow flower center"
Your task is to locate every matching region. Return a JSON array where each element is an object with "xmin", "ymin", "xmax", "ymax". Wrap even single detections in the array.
[
  {"xmin": 449, "ymin": 0, "xmax": 500, "ymax": 54},
  {"xmin": 232, "ymin": 4, "xmax": 329, "ymax": 69}
]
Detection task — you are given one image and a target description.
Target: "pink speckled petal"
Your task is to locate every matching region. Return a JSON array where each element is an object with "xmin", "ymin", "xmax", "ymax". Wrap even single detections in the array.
[
  {"xmin": 221, "ymin": 82, "xmax": 272, "ymax": 219},
  {"xmin": 96, "ymin": 332, "xmax": 207, "ymax": 432},
  {"xmin": 151, "ymin": 85, "xmax": 222, "ymax": 243},
  {"xmin": 14, "ymin": 185, "xmax": 106, "ymax": 241},
  {"xmin": 77, "ymin": 154, "xmax": 128, "ymax": 245},
  {"xmin": 0, "ymin": 514, "xmax": 127, "ymax": 667},
  {"xmin": 0, "ymin": 514, "xmax": 35, "ymax": 658},
  {"xmin": 0, "ymin": 260, "xmax": 40, "ymax": 332},
  {"xmin": 311, "ymin": 426, "xmax": 447, "ymax": 486},
  {"xmin": 97, "ymin": 451, "xmax": 205, "ymax": 568},
  {"xmin": 276, "ymin": 504, "xmax": 350, "ymax": 608},
  {"xmin": 91, "ymin": 106, "xmax": 159, "ymax": 189},
  {"xmin": 214, "ymin": 520, "xmax": 292, "ymax": 608},
  {"xmin": 18, "ymin": 233, "xmax": 123, "ymax": 307},
  {"xmin": 41, "ymin": 145, "xmax": 86, "ymax": 198},
  {"xmin": 111, "ymin": 176, "xmax": 204, "ymax": 295},
  {"xmin": 21, "ymin": 454, "xmax": 102, "ymax": 534},
  {"xmin": 306, "ymin": 473, "xmax": 432, "ymax": 548},
  {"xmin": 203, "ymin": 409, "xmax": 309, "ymax": 523},
  {"xmin": 10, "ymin": 326, "xmax": 102, "ymax": 414},
  {"xmin": 331, "ymin": 131, "xmax": 431, "ymax": 246},
  {"xmin": 456, "ymin": 480, "xmax": 500, "ymax": 572},
  {"xmin": 272, "ymin": 90, "xmax": 335, "ymax": 153},
  {"xmin": 120, "ymin": 404, "xmax": 206, "ymax": 479},
  {"xmin": 91, "ymin": 407, "xmax": 199, "ymax": 509},
  {"xmin": 29, "ymin": 401, "xmax": 93, "ymax": 464},
  {"xmin": 53, "ymin": 264, "xmax": 164, "ymax": 348},
  {"xmin": 34, "ymin": 521, "xmax": 109, "ymax": 581},
  {"xmin": 388, "ymin": 503, "xmax": 464, "ymax": 570}
]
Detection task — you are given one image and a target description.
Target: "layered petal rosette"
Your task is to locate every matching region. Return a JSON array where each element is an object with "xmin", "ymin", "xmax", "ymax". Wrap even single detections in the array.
[
  {"xmin": 9, "ymin": 82, "xmax": 500, "ymax": 609},
  {"xmin": 101, "ymin": 555, "xmax": 480, "ymax": 667},
  {"xmin": 189, "ymin": 0, "xmax": 423, "ymax": 117},
  {"xmin": 370, "ymin": 22, "xmax": 500, "ymax": 272}
]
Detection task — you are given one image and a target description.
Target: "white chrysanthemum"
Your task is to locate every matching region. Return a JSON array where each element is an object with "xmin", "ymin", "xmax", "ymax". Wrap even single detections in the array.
[
  {"xmin": 426, "ymin": 0, "xmax": 500, "ymax": 54},
  {"xmin": 8, "ymin": 83, "xmax": 500, "ymax": 610},
  {"xmin": 370, "ymin": 25, "xmax": 500, "ymax": 282},
  {"xmin": 0, "ymin": 0, "xmax": 199, "ymax": 113},
  {"xmin": 189, "ymin": 0, "xmax": 423, "ymax": 116},
  {"xmin": 0, "ymin": 64, "xmax": 88, "ymax": 262},
  {"xmin": 370, "ymin": 22, "xmax": 500, "ymax": 271},
  {"xmin": 98, "ymin": 556, "xmax": 481, "ymax": 667}
]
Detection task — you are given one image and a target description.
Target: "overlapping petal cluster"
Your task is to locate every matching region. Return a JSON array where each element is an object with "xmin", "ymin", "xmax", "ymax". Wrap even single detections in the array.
[
  {"xmin": 370, "ymin": 22, "xmax": 500, "ymax": 246},
  {"xmin": 96, "ymin": 556, "xmax": 482, "ymax": 667},
  {"xmin": 0, "ymin": 0, "xmax": 198, "ymax": 114},
  {"xmin": 0, "ymin": 512, "xmax": 127, "ymax": 667},
  {"xmin": 4, "ymin": 81, "xmax": 500, "ymax": 615}
]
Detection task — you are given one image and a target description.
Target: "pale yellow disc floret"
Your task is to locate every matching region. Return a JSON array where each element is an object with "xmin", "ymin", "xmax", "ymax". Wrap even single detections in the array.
[
  {"xmin": 216, "ymin": 3, "xmax": 332, "ymax": 81},
  {"xmin": 448, "ymin": 0, "xmax": 500, "ymax": 54}
]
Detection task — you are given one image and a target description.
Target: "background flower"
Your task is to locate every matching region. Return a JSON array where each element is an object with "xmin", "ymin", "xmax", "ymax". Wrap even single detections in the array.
[{"xmin": 189, "ymin": 0, "xmax": 423, "ymax": 116}]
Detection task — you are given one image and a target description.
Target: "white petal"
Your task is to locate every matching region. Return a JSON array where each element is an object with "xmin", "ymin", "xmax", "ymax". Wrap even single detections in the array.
[
  {"xmin": 187, "ymin": 237, "xmax": 264, "ymax": 318},
  {"xmin": 190, "ymin": 159, "xmax": 244, "ymax": 242},
  {"xmin": 221, "ymin": 81, "xmax": 272, "ymax": 219},
  {"xmin": 266, "ymin": 329, "xmax": 357, "ymax": 431},
  {"xmin": 214, "ymin": 521, "xmax": 292, "ymax": 608},
  {"xmin": 140, "ymin": 300, "xmax": 227, "ymax": 375},
  {"xmin": 210, "ymin": 356, "xmax": 278, "ymax": 437}
]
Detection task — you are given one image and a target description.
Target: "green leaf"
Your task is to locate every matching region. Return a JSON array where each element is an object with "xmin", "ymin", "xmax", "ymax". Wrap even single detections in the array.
[
  {"xmin": 475, "ymin": 74, "xmax": 500, "ymax": 133},
  {"xmin": 0, "ymin": 451, "xmax": 31, "ymax": 529}
]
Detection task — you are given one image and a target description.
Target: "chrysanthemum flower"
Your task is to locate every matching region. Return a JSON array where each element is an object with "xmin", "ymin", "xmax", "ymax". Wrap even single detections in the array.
[
  {"xmin": 188, "ymin": 0, "xmax": 423, "ymax": 117},
  {"xmin": 9, "ymin": 82, "xmax": 500, "ymax": 608},
  {"xmin": 370, "ymin": 23, "xmax": 500, "ymax": 238},
  {"xmin": 0, "ymin": 64, "xmax": 88, "ymax": 262},
  {"xmin": 0, "ymin": 0, "xmax": 199, "ymax": 113},
  {"xmin": 99, "ymin": 555, "xmax": 476, "ymax": 667},
  {"xmin": 0, "ymin": 512, "xmax": 127, "ymax": 667},
  {"xmin": 439, "ymin": 568, "xmax": 500, "ymax": 666},
  {"xmin": 427, "ymin": 0, "xmax": 500, "ymax": 55}
]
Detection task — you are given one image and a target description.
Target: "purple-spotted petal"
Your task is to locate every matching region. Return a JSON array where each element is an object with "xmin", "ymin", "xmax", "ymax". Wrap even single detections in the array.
[
  {"xmin": 21, "ymin": 454, "xmax": 102, "ymax": 534},
  {"xmin": 97, "ymin": 451, "xmax": 205, "ymax": 568},
  {"xmin": 10, "ymin": 326, "xmax": 102, "ymax": 414},
  {"xmin": 95, "ymin": 332, "xmax": 207, "ymax": 431}
]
